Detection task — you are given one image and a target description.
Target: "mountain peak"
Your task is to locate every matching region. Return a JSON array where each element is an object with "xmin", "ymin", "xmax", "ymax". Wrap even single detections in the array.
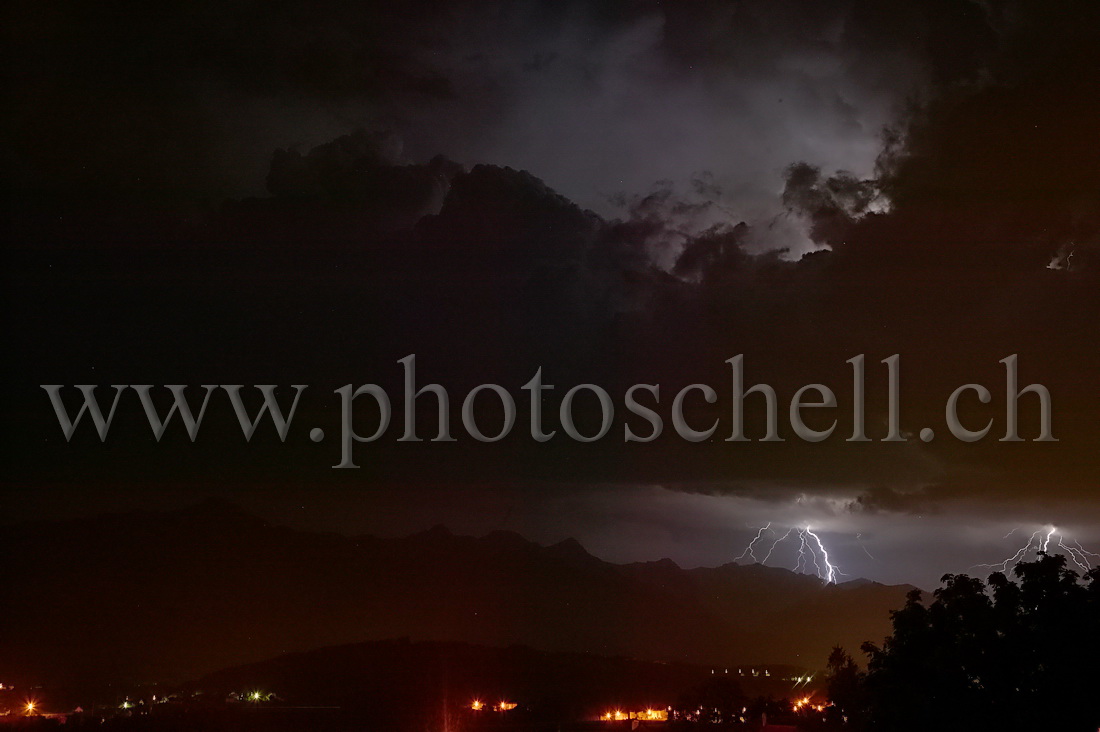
[
  {"xmin": 479, "ymin": 528, "xmax": 532, "ymax": 551},
  {"xmin": 547, "ymin": 537, "xmax": 595, "ymax": 561},
  {"xmin": 421, "ymin": 524, "xmax": 454, "ymax": 539},
  {"xmin": 6, "ymin": 503, "xmax": 911, "ymax": 687}
]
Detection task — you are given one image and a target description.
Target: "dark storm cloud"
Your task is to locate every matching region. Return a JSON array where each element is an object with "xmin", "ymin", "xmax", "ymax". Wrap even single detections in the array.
[
  {"xmin": 848, "ymin": 483, "xmax": 964, "ymax": 515},
  {"xmin": 8, "ymin": 0, "xmax": 946, "ymax": 223},
  {"xmin": 231, "ymin": 129, "xmax": 463, "ymax": 237},
  {"xmin": 6, "ymin": 0, "xmax": 1100, "ymax": 583},
  {"xmin": 397, "ymin": 0, "xmax": 935, "ymax": 231}
]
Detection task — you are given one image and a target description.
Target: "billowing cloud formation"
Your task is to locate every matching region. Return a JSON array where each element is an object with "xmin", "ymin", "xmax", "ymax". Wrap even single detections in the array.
[
  {"xmin": 8, "ymin": 0, "xmax": 967, "ymax": 237},
  {"xmin": 6, "ymin": 0, "xmax": 1100, "ymax": 585}
]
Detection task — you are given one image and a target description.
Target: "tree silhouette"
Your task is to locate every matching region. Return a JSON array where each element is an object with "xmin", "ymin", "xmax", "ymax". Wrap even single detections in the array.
[
  {"xmin": 833, "ymin": 555, "xmax": 1099, "ymax": 731},
  {"xmin": 673, "ymin": 675, "xmax": 747, "ymax": 724},
  {"xmin": 824, "ymin": 646, "xmax": 867, "ymax": 729}
]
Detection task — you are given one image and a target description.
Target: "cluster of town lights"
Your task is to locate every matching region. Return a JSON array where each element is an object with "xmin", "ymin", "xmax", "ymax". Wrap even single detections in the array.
[
  {"xmin": 602, "ymin": 708, "xmax": 668, "ymax": 721},
  {"xmin": 470, "ymin": 699, "xmax": 516, "ymax": 712},
  {"xmin": 20, "ymin": 691, "xmax": 828, "ymax": 721},
  {"xmin": 793, "ymin": 696, "xmax": 826, "ymax": 713}
]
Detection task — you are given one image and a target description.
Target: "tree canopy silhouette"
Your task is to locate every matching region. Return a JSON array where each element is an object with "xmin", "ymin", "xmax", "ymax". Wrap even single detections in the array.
[{"xmin": 828, "ymin": 554, "xmax": 1100, "ymax": 731}]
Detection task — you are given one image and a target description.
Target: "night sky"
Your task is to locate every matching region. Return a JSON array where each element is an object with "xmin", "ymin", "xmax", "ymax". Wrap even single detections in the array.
[{"xmin": 5, "ymin": 0, "xmax": 1100, "ymax": 590}]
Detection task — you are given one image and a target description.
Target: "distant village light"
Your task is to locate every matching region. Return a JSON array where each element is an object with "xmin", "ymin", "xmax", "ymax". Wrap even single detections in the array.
[{"xmin": 602, "ymin": 708, "xmax": 666, "ymax": 722}]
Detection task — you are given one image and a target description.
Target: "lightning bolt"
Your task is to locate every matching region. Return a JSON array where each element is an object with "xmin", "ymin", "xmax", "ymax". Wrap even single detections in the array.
[
  {"xmin": 735, "ymin": 524, "xmax": 848, "ymax": 584},
  {"xmin": 856, "ymin": 533, "xmax": 876, "ymax": 561},
  {"xmin": 1057, "ymin": 537, "xmax": 1100, "ymax": 572},
  {"xmin": 804, "ymin": 527, "xmax": 844, "ymax": 584},
  {"xmin": 763, "ymin": 528, "xmax": 795, "ymax": 564},
  {"xmin": 974, "ymin": 529, "xmax": 1046, "ymax": 573},
  {"xmin": 1040, "ymin": 525, "xmax": 1055, "ymax": 552},
  {"xmin": 794, "ymin": 529, "xmax": 810, "ymax": 573},
  {"xmin": 735, "ymin": 523, "xmax": 773, "ymax": 563},
  {"xmin": 975, "ymin": 525, "xmax": 1099, "ymax": 574}
]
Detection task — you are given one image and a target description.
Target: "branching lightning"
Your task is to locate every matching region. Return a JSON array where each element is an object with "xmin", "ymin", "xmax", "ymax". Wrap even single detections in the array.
[
  {"xmin": 803, "ymin": 527, "xmax": 845, "ymax": 584},
  {"xmin": 974, "ymin": 524, "xmax": 1100, "ymax": 574},
  {"xmin": 794, "ymin": 529, "xmax": 811, "ymax": 574},
  {"xmin": 763, "ymin": 528, "xmax": 795, "ymax": 564},
  {"xmin": 736, "ymin": 524, "xmax": 846, "ymax": 584},
  {"xmin": 1057, "ymin": 536, "xmax": 1100, "ymax": 572},
  {"xmin": 735, "ymin": 522, "xmax": 773, "ymax": 562}
]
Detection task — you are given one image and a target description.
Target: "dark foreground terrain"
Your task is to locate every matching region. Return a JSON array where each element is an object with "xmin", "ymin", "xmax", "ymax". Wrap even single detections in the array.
[
  {"xmin": 1, "ymin": 639, "xmax": 814, "ymax": 730},
  {"xmin": 2, "ymin": 501, "xmax": 914, "ymax": 688}
]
